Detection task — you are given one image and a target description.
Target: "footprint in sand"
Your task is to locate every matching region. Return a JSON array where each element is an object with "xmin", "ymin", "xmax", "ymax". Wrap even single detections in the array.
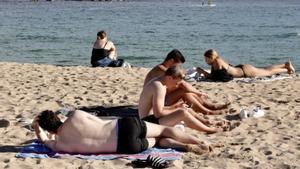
[{"xmin": 264, "ymin": 150, "xmax": 272, "ymax": 156}]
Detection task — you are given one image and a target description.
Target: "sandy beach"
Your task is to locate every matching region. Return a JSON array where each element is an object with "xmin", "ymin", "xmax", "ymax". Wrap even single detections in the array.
[{"xmin": 0, "ymin": 62, "xmax": 299, "ymax": 169}]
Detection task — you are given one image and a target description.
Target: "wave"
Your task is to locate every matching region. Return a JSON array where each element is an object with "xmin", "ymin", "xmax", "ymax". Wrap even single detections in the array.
[
  {"xmin": 16, "ymin": 34, "xmax": 63, "ymax": 42},
  {"xmin": 274, "ymin": 32, "xmax": 299, "ymax": 38}
]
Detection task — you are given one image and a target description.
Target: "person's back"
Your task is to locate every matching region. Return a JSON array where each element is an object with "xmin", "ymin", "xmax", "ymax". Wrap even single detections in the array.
[
  {"xmin": 143, "ymin": 64, "xmax": 166, "ymax": 86},
  {"xmin": 139, "ymin": 77, "xmax": 166, "ymax": 119},
  {"xmin": 55, "ymin": 110, "xmax": 118, "ymax": 153}
]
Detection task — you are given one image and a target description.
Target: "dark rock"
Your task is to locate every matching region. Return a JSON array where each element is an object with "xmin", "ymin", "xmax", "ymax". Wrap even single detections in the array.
[{"xmin": 0, "ymin": 119, "xmax": 10, "ymax": 128}]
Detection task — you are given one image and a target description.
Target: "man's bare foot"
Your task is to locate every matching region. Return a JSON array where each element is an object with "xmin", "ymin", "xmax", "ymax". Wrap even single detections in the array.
[
  {"xmin": 186, "ymin": 144, "xmax": 213, "ymax": 155},
  {"xmin": 206, "ymin": 127, "xmax": 223, "ymax": 134},
  {"xmin": 286, "ymin": 60, "xmax": 295, "ymax": 75},
  {"xmin": 194, "ymin": 114, "xmax": 212, "ymax": 125}
]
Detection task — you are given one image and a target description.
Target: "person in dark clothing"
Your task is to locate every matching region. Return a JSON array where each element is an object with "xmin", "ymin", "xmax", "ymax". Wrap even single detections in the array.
[{"xmin": 91, "ymin": 30, "xmax": 118, "ymax": 67}]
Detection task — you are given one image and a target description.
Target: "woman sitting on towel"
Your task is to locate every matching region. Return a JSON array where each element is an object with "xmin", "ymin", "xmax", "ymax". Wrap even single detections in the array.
[
  {"xmin": 91, "ymin": 30, "xmax": 118, "ymax": 67},
  {"xmin": 196, "ymin": 49, "xmax": 295, "ymax": 82}
]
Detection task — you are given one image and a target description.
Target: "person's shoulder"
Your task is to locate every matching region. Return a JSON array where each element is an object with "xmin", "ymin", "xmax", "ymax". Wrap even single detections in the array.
[
  {"xmin": 71, "ymin": 110, "xmax": 87, "ymax": 118},
  {"xmin": 150, "ymin": 65, "xmax": 166, "ymax": 75},
  {"xmin": 157, "ymin": 64, "xmax": 167, "ymax": 71},
  {"xmin": 146, "ymin": 77, "xmax": 160, "ymax": 87},
  {"xmin": 214, "ymin": 58, "xmax": 225, "ymax": 68},
  {"xmin": 107, "ymin": 40, "xmax": 115, "ymax": 46}
]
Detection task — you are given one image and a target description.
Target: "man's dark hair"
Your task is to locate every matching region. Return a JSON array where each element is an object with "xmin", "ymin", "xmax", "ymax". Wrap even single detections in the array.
[
  {"xmin": 38, "ymin": 110, "xmax": 63, "ymax": 133},
  {"xmin": 97, "ymin": 30, "xmax": 107, "ymax": 39},
  {"xmin": 164, "ymin": 49, "xmax": 185, "ymax": 63}
]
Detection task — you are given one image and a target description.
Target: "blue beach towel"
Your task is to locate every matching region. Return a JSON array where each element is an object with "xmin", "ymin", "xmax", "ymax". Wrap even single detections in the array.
[{"xmin": 16, "ymin": 140, "xmax": 182, "ymax": 161}]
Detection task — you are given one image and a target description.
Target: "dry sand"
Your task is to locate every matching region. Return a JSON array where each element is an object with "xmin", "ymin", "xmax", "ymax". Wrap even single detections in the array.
[{"xmin": 0, "ymin": 62, "xmax": 299, "ymax": 169}]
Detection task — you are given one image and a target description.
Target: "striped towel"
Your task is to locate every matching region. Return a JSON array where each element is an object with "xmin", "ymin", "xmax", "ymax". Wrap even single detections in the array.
[{"xmin": 16, "ymin": 140, "xmax": 182, "ymax": 161}]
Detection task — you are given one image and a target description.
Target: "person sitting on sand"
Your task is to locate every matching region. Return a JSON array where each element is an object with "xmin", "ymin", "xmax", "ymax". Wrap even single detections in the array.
[
  {"xmin": 32, "ymin": 109, "xmax": 214, "ymax": 155},
  {"xmin": 91, "ymin": 30, "xmax": 118, "ymax": 67},
  {"xmin": 139, "ymin": 65, "xmax": 224, "ymax": 134},
  {"xmin": 144, "ymin": 49, "xmax": 229, "ymax": 115},
  {"xmin": 196, "ymin": 49, "xmax": 296, "ymax": 82}
]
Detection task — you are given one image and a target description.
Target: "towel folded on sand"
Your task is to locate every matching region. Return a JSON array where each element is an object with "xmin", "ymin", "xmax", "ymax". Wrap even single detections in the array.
[{"xmin": 16, "ymin": 140, "xmax": 182, "ymax": 161}]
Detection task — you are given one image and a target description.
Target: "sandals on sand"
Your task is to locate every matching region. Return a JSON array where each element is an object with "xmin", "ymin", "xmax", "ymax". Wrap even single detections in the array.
[{"xmin": 131, "ymin": 155, "xmax": 170, "ymax": 168}]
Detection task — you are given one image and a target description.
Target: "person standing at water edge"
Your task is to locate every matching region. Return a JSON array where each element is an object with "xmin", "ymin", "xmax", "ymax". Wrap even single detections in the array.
[{"xmin": 91, "ymin": 31, "xmax": 117, "ymax": 67}]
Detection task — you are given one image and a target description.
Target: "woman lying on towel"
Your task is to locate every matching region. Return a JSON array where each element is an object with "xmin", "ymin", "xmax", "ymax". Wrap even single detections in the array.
[{"xmin": 196, "ymin": 49, "xmax": 295, "ymax": 82}]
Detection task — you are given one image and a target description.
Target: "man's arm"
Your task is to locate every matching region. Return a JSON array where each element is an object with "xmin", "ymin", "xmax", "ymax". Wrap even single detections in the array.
[
  {"xmin": 32, "ymin": 117, "xmax": 57, "ymax": 150},
  {"xmin": 178, "ymin": 81, "xmax": 208, "ymax": 98},
  {"xmin": 196, "ymin": 67, "xmax": 210, "ymax": 77},
  {"xmin": 108, "ymin": 41, "xmax": 117, "ymax": 60},
  {"xmin": 152, "ymin": 83, "xmax": 180, "ymax": 117}
]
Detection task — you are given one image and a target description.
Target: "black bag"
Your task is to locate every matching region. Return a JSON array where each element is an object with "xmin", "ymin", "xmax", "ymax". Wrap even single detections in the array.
[
  {"xmin": 108, "ymin": 59, "xmax": 125, "ymax": 67},
  {"xmin": 210, "ymin": 69, "xmax": 234, "ymax": 82},
  {"xmin": 79, "ymin": 105, "xmax": 138, "ymax": 117}
]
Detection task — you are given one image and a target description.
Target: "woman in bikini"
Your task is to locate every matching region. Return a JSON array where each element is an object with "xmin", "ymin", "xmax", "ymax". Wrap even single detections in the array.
[{"xmin": 197, "ymin": 49, "xmax": 295, "ymax": 81}]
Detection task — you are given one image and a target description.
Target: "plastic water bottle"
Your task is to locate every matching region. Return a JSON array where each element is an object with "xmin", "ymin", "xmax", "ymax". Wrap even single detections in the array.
[{"xmin": 175, "ymin": 121, "xmax": 185, "ymax": 132}]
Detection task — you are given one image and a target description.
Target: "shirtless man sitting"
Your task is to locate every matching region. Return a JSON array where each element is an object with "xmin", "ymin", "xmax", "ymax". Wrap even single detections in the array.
[
  {"xmin": 144, "ymin": 49, "xmax": 229, "ymax": 115},
  {"xmin": 139, "ymin": 65, "xmax": 222, "ymax": 134},
  {"xmin": 32, "ymin": 109, "xmax": 213, "ymax": 155}
]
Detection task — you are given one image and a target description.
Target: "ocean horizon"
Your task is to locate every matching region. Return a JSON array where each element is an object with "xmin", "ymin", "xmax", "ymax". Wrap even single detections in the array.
[{"xmin": 0, "ymin": 0, "xmax": 299, "ymax": 71}]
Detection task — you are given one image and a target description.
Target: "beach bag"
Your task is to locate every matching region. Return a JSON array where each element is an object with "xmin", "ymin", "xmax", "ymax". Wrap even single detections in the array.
[
  {"xmin": 79, "ymin": 105, "xmax": 138, "ymax": 117},
  {"xmin": 210, "ymin": 69, "xmax": 234, "ymax": 82},
  {"xmin": 108, "ymin": 59, "xmax": 125, "ymax": 67}
]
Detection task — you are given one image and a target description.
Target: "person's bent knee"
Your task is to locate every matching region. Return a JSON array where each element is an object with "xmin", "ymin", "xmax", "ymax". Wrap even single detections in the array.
[
  {"xmin": 182, "ymin": 92, "xmax": 195, "ymax": 101},
  {"xmin": 177, "ymin": 108, "xmax": 189, "ymax": 118}
]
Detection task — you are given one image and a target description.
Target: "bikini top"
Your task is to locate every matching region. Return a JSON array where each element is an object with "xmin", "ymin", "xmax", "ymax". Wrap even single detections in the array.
[{"xmin": 91, "ymin": 42, "xmax": 109, "ymax": 64}]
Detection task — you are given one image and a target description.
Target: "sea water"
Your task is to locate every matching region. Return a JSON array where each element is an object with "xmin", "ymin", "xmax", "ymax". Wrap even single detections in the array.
[{"xmin": 0, "ymin": 0, "xmax": 299, "ymax": 70}]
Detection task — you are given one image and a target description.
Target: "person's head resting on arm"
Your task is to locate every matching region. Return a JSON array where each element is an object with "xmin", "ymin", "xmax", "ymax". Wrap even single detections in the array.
[
  {"xmin": 204, "ymin": 49, "xmax": 219, "ymax": 65},
  {"xmin": 38, "ymin": 110, "xmax": 63, "ymax": 134}
]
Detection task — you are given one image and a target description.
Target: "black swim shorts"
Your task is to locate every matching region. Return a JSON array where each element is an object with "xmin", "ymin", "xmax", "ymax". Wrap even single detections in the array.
[
  {"xmin": 117, "ymin": 117, "xmax": 149, "ymax": 154},
  {"xmin": 142, "ymin": 115, "xmax": 159, "ymax": 124}
]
